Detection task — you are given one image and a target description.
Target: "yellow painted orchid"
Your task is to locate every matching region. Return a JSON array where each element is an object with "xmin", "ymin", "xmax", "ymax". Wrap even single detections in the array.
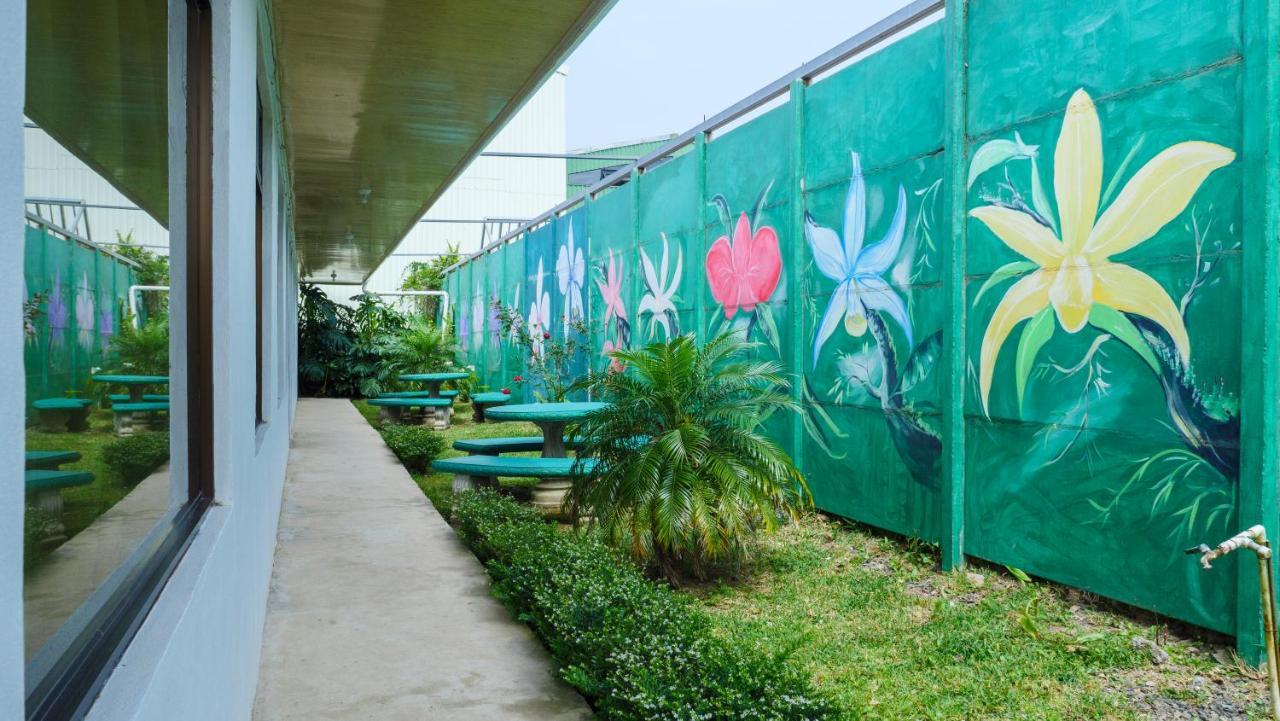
[{"xmin": 971, "ymin": 88, "xmax": 1235, "ymax": 413}]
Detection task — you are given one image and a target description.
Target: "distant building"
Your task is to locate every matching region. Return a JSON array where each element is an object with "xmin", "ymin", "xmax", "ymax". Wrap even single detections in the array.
[{"xmin": 565, "ymin": 134, "xmax": 677, "ymax": 197}]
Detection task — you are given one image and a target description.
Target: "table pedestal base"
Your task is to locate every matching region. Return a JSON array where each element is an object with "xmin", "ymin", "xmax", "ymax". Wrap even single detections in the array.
[
  {"xmin": 530, "ymin": 477, "xmax": 572, "ymax": 520},
  {"xmin": 451, "ymin": 474, "xmax": 497, "ymax": 494}
]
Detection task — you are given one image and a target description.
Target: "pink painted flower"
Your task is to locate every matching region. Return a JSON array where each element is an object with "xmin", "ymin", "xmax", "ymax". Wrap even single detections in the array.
[
  {"xmin": 602, "ymin": 340, "xmax": 624, "ymax": 373},
  {"xmin": 595, "ymin": 250, "xmax": 627, "ymax": 324},
  {"xmin": 705, "ymin": 212, "xmax": 781, "ymax": 319}
]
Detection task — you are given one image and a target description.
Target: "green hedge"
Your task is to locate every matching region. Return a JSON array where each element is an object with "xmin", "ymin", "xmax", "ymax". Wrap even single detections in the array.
[
  {"xmin": 101, "ymin": 432, "xmax": 170, "ymax": 485},
  {"xmin": 452, "ymin": 489, "xmax": 837, "ymax": 721},
  {"xmin": 379, "ymin": 424, "xmax": 447, "ymax": 473}
]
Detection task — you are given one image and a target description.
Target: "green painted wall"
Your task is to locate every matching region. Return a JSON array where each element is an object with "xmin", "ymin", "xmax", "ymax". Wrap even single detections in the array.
[
  {"xmin": 447, "ymin": 1, "xmax": 1275, "ymax": 656},
  {"xmin": 23, "ymin": 223, "xmax": 137, "ymax": 414}
]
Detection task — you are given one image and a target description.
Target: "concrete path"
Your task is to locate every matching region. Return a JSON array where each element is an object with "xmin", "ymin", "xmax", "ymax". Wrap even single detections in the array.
[{"xmin": 253, "ymin": 398, "xmax": 591, "ymax": 721}]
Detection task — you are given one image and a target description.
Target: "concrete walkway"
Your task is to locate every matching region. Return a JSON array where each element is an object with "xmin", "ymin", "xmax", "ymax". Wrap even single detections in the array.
[{"xmin": 253, "ymin": 399, "xmax": 591, "ymax": 721}]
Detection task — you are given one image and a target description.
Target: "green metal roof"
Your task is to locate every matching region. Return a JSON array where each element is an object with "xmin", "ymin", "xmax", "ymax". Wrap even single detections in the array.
[{"xmin": 566, "ymin": 136, "xmax": 678, "ymax": 195}]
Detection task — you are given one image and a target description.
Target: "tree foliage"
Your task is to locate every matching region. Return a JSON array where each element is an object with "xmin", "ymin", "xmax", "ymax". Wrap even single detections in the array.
[
  {"xmin": 399, "ymin": 243, "xmax": 461, "ymax": 318},
  {"xmin": 570, "ymin": 332, "xmax": 809, "ymax": 580}
]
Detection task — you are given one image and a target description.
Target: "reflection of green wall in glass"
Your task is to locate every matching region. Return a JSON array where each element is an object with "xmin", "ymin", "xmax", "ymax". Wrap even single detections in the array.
[{"xmin": 446, "ymin": 1, "xmax": 1275, "ymax": 660}]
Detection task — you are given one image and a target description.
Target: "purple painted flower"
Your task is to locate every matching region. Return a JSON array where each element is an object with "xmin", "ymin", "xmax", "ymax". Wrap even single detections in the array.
[
  {"xmin": 47, "ymin": 275, "xmax": 68, "ymax": 347},
  {"xmin": 75, "ymin": 273, "xmax": 96, "ymax": 347},
  {"xmin": 98, "ymin": 304, "xmax": 115, "ymax": 351}
]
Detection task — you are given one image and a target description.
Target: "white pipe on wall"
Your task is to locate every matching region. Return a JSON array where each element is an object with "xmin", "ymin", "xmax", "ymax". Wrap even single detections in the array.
[
  {"xmin": 128, "ymin": 284, "xmax": 170, "ymax": 326},
  {"xmin": 360, "ymin": 285, "xmax": 450, "ymax": 325}
]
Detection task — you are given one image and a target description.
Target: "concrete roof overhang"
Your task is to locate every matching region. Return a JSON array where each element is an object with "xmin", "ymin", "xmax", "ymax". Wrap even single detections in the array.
[{"xmin": 25, "ymin": 0, "xmax": 615, "ymax": 284}]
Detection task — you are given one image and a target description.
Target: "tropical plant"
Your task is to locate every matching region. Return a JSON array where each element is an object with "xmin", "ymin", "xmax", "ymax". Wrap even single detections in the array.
[
  {"xmin": 378, "ymin": 424, "xmax": 447, "ymax": 473},
  {"xmin": 395, "ymin": 317, "xmax": 456, "ymax": 374},
  {"xmin": 569, "ymin": 332, "xmax": 808, "ymax": 580},
  {"xmin": 493, "ymin": 300, "xmax": 589, "ymax": 402},
  {"xmin": 297, "ymin": 283, "xmax": 355, "ymax": 396},
  {"xmin": 112, "ymin": 231, "xmax": 170, "ymax": 320},
  {"xmin": 109, "ymin": 317, "xmax": 169, "ymax": 374},
  {"xmin": 399, "ymin": 243, "xmax": 460, "ymax": 318}
]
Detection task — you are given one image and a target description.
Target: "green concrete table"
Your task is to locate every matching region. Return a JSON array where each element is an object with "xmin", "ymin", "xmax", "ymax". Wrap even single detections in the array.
[
  {"xmin": 484, "ymin": 402, "xmax": 608, "ymax": 458},
  {"xmin": 397, "ymin": 372, "xmax": 468, "ymax": 398},
  {"xmin": 92, "ymin": 374, "xmax": 170, "ymax": 403}
]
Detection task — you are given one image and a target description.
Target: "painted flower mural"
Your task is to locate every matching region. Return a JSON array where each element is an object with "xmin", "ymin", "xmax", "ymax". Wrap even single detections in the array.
[
  {"xmin": 47, "ymin": 274, "xmax": 68, "ymax": 348},
  {"xmin": 556, "ymin": 224, "xmax": 585, "ymax": 333},
  {"xmin": 75, "ymin": 273, "xmax": 96, "ymax": 348},
  {"xmin": 970, "ymin": 89, "xmax": 1234, "ymax": 416},
  {"xmin": 98, "ymin": 303, "xmax": 115, "ymax": 351},
  {"xmin": 706, "ymin": 211, "xmax": 781, "ymax": 321},
  {"xmin": 471, "ymin": 284, "xmax": 485, "ymax": 351},
  {"xmin": 804, "ymin": 153, "xmax": 941, "ymax": 488},
  {"xmin": 528, "ymin": 258, "xmax": 552, "ymax": 358},
  {"xmin": 595, "ymin": 249, "xmax": 630, "ymax": 371},
  {"xmin": 638, "ymin": 233, "xmax": 682, "ymax": 340},
  {"xmin": 806, "ymin": 152, "xmax": 912, "ymax": 368},
  {"xmin": 969, "ymin": 87, "xmax": 1240, "ymax": 541}
]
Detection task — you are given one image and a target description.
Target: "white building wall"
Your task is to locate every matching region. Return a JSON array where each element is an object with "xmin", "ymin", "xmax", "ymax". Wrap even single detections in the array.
[
  {"xmin": 23, "ymin": 124, "xmax": 170, "ymax": 253},
  {"xmin": 81, "ymin": 1, "xmax": 296, "ymax": 719},
  {"xmin": 355, "ymin": 69, "xmax": 567, "ymax": 302},
  {"xmin": 0, "ymin": 0, "xmax": 27, "ymax": 717}
]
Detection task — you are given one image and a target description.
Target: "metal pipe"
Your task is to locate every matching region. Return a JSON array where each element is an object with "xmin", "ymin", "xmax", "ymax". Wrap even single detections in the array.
[
  {"xmin": 128, "ymin": 285, "xmax": 170, "ymax": 327},
  {"xmin": 443, "ymin": 0, "xmax": 944, "ymax": 274},
  {"xmin": 1191, "ymin": 525, "xmax": 1280, "ymax": 719},
  {"xmin": 479, "ymin": 151, "xmax": 639, "ymax": 161}
]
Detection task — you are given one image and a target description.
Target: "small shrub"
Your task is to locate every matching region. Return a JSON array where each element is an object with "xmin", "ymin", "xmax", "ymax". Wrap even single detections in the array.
[
  {"xmin": 379, "ymin": 424, "xmax": 447, "ymax": 473},
  {"xmin": 451, "ymin": 489, "xmax": 837, "ymax": 721},
  {"xmin": 24, "ymin": 505, "xmax": 61, "ymax": 569},
  {"xmin": 102, "ymin": 432, "xmax": 170, "ymax": 485}
]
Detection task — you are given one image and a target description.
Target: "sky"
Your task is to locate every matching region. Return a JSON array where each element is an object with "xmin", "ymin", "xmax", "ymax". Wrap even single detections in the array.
[{"xmin": 564, "ymin": 0, "xmax": 915, "ymax": 150}]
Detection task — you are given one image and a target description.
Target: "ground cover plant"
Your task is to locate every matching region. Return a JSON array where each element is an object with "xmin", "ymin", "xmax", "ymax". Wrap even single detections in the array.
[
  {"xmin": 452, "ymin": 488, "xmax": 838, "ymax": 721},
  {"xmin": 377, "ymin": 423, "xmax": 447, "ymax": 473},
  {"xmin": 101, "ymin": 432, "xmax": 170, "ymax": 485}
]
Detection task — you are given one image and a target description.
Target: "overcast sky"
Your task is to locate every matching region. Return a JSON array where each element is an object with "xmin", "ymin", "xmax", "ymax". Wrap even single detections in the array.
[{"xmin": 564, "ymin": 0, "xmax": 914, "ymax": 150}]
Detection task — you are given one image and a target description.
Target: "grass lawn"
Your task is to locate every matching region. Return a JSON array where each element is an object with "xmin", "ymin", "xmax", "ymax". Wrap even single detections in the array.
[
  {"xmin": 357, "ymin": 398, "xmax": 1269, "ymax": 719},
  {"xmin": 25, "ymin": 408, "xmax": 138, "ymax": 539}
]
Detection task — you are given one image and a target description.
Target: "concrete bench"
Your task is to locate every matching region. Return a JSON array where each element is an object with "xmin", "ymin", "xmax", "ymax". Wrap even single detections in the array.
[
  {"xmin": 451, "ymin": 436, "xmax": 584, "ymax": 456},
  {"xmin": 109, "ymin": 393, "xmax": 169, "ymax": 403},
  {"xmin": 431, "ymin": 455, "xmax": 597, "ymax": 518},
  {"xmin": 32, "ymin": 398, "xmax": 93, "ymax": 433},
  {"xmin": 368, "ymin": 397, "xmax": 453, "ymax": 429},
  {"xmin": 468, "ymin": 392, "xmax": 511, "ymax": 423},
  {"xmin": 377, "ymin": 389, "xmax": 458, "ymax": 399},
  {"xmin": 26, "ymin": 450, "xmax": 82, "ymax": 470},
  {"xmin": 26, "ymin": 468, "xmax": 94, "ymax": 535},
  {"xmin": 112, "ymin": 401, "xmax": 170, "ymax": 436}
]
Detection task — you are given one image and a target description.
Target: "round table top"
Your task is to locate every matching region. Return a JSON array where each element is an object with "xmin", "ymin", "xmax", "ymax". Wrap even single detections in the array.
[
  {"xmin": 399, "ymin": 372, "xmax": 469, "ymax": 382},
  {"xmin": 486, "ymin": 402, "xmax": 608, "ymax": 422},
  {"xmin": 92, "ymin": 374, "xmax": 170, "ymax": 384}
]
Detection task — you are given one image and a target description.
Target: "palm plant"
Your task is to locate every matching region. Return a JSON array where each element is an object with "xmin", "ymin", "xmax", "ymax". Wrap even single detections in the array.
[
  {"xmin": 109, "ymin": 317, "xmax": 169, "ymax": 374},
  {"xmin": 396, "ymin": 317, "xmax": 456, "ymax": 373},
  {"xmin": 569, "ymin": 332, "xmax": 809, "ymax": 581}
]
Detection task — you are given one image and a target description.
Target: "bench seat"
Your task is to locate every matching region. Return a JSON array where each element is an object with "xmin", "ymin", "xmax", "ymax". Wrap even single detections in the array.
[
  {"xmin": 111, "ymin": 402, "xmax": 169, "ymax": 436},
  {"xmin": 431, "ymin": 455, "xmax": 596, "ymax": 478},
  {"xmin": 433, "ymin": 456, "xmax": 597, "ymax": 519},
  {"xmin": 468, "ymin": 392, "xmax": 510, "ymax": 423},
  {"xmin": 26, "ymin": 469, "xmax": 94, "ymax": 493},
  {"xmin": 367, "ymin": 397, "xmax": 451, "ymax": 407},
  {"xmin": 32, "ymin": 398, "xmax": 93, "ymax": 432},
  {"xmin": 369, "ymin": 396, "xmax": 453, "ymax": 428},
  {"xmin": 109, "ymin": 393, "xmax": 169, "ymax": 403},
  {"xmin": 26, "ymin": 450, "xmax": 82, "ymax": 470},
  {"xmin": 451, "ymin": 436, "xmax": 583, "ymax": 455}
]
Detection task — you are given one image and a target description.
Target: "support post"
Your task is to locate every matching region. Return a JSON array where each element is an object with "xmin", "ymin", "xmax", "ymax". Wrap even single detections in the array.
[
  {"xmin": 788, "ymin": 79, "xmax": 807, "ymax": 475},
  {"xmin": 1238, "ymin": 0, "xmax": 1280, "ymax": 666},
  {"xmin": 694, "ymin": 132, "xmax": 708, "ymax": 340},
  {"xmin": 940, "ymin": 0, "xmax": 969, "ymax": 571}
]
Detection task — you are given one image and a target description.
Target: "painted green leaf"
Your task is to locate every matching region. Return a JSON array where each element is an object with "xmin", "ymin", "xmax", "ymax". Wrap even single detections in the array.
[
  {"xmin": 756, "ymin": 302, "xmax": 782, "ymax": 356},
  {"xmin": 1029, "ymin": 156, "xmax": 1057, "ymax": 234},
  {"xmin": 967, "ymin": 138, "xmax": 1036, "ymax": 189},
  {"xmin": 1087, "ymin": 305, "xmax": 1160, "ymax": 374},
  {"xmin": 1015, "ymin": 307, "xmax": 1054, "ymax": 414},
  {"xmin": 972, "ymin": 260, "xmax": 1038, "ymax": 308}
]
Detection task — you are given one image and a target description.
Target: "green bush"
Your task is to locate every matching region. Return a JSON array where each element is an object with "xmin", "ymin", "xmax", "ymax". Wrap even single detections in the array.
[
  {"xmin": 102, "ymin": 432, "xmax": 170, "ymax": 485},
  {"xmin": 379, "ymin": 424, "xmax": 447, "ymax": 473},
  {"xmin": 24, "ymin": 505, "xmax": 61, "ymax": 570},
  {"xmin": 452, "ymin": 489, "xmax": 837, "ymax": 721}
]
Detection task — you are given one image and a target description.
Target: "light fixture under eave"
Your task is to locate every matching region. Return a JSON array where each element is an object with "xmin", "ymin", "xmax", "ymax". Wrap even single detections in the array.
[{"xmin": 358, "ymin": 187, "xmax": 372, "ymax": 205}]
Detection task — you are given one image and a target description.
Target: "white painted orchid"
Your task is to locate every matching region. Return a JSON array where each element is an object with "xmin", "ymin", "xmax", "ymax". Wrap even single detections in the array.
[
  {"xmin": 639, "ymin": 233, "xmax": 683, "ymax": 340},
  {"xmin": 528, "ymin": 258, "xmax": 552, "ymax": 358},
  {"xmin": 806, "ymin": 152, "xmax": 912, "ymax": 368},
  {"xmin": 556, "ymin": 224, "xmax": 585, "ymax": 333},
  {"xmin": 470, "ymin": 285, "xmax": 485, "ymax": 350}
]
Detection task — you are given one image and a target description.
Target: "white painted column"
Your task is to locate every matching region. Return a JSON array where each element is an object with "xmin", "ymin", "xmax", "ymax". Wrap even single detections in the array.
[{"xmin": 0, "ymin": 0, "xmax": 27, "ymax": 717}]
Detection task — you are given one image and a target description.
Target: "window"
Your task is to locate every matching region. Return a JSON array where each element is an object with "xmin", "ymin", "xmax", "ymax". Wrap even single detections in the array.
[
  {"xmin": 256, "ymin": 92, "xmax": 265, "ymax": 425},
  {"xmin": 22, "ymin": 2, "xmax": 213, "ymax": 716}
]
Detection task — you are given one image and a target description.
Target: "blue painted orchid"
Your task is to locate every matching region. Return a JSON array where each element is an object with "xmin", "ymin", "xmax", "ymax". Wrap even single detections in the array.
[{"xmin": 805, "ymin": 152, "xmax": 912, "ymax": 368}]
